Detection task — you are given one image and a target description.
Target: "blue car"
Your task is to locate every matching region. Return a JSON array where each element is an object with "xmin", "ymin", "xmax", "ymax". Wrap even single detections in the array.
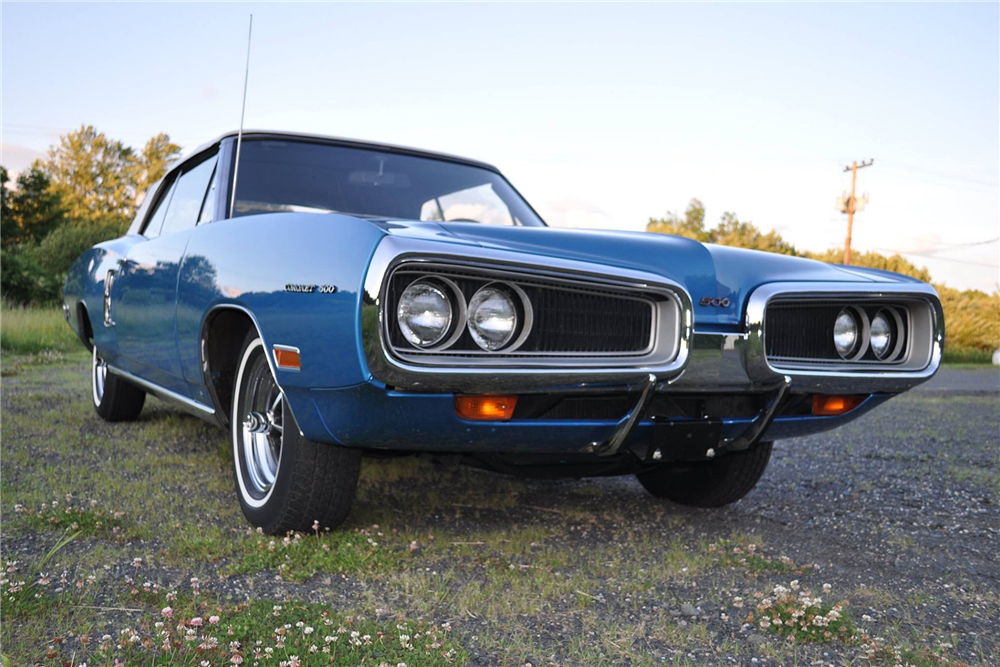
[{"xmin": 63, "ymin": 130, "xmax": 944, "ymax": 534}]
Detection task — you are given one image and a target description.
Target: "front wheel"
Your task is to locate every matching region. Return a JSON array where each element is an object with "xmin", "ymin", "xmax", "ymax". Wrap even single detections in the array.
[
  {"xmin": 636, "ymin": 442, "xmax": 773, "ymax": 507},
  {"xmin": 231, "ymin": 332, "xmax": 361, "ymax": 535},
  {"xmin": 92, "ymin": 345, "xmax": 146, "ymax": 421}
]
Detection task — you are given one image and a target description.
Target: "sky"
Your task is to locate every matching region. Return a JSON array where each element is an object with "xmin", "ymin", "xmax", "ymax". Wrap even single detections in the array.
[{"xmin": 3, "ymin": 2, "xmax": 998, "ymax": 292}]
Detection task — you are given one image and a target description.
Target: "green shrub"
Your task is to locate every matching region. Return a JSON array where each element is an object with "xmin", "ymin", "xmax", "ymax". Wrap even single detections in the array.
[
  {"xmin": 1, "ymin": 219, "xmax": 125, "ymax": 305},
  {"xmin": 937, "ymin": 285, "xmax": 1000, "ymax": 353},
  {"xmin": 35, "ymin": 218, "xmax": 125, "ymax": 277},
  {"xmin": 0, "ymin": 244, "xmax": 61, "ymax": 305}
]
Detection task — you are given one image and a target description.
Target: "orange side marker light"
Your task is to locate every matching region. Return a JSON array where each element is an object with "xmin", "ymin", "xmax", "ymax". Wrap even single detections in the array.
[
  {"xmin": 455, "ymin": 395, "xmax": 518, "ymax": 421},
  {"xmin": 812, "ymin": 394, "xmax": 864, "ymax": 416},
  {"xmin": 273, "ymin": 346, "xmax": 301, "ymax": 371}
]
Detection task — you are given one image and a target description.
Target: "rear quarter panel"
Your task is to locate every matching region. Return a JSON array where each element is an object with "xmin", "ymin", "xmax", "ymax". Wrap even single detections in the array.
[{"xmin": 63, "ymin": 235, "xmax": 145, "ymax": 363}]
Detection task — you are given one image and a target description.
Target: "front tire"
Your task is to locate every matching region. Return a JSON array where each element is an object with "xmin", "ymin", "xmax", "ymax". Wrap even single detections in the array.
[
  {"xmin": 231, "ymin": 332, "xmax": 361, "ymax": 535},
  {"xmin": 92, "ymin": 345, "xmax": 145, "ymax": 421},
  {"xmin": 636, "ymin": 442, "xmax": 773, "ymax": 507}
]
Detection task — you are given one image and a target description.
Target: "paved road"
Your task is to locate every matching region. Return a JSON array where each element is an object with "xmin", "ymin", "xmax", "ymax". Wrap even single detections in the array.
[{"xmin": 915, "ymin": 366, "xmax": 1000, "ymax": 393}]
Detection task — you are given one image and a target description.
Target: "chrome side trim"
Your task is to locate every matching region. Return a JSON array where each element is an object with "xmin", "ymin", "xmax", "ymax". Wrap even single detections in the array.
[
  {"xmin": 744, "ymin": 282, "xmax": 943, "ymax": 393},
  {"xmin": 107, "ymin": 364, "xmax": 217, "ymax": 420},
  {"xmin": 361, "ymin": 235, "xmax": 694, "ymax": 393}
]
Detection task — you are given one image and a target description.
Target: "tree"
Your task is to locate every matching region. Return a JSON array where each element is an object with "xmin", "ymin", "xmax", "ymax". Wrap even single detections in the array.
[
  {"xmin": 1, "ymin": 166, "xmax": 12, "ymax": 242},
  {"xmin": 646, "ymin": 199, "xmax": 711, "ymax": 241},
  {"xmin": 43, "ymin": 125, "xmax": 137, "ymax": 226},
  {"xmin": 647, "ymin": 201, "xmax": 798, "ymax": 255},
  {"xmin": 804, "ymin": 248, "xmax": 932, "ymax": 282},
  {"xmin": 712, "ymin": 212, "xmax": 799, "ymax": 256},
  {"xmin": 2, "ymin": 163, "xmax": 65, "ymax": 245},
  {"xmin": 131, "ymin": 132, "xmax": 181, "ymax": 202}
]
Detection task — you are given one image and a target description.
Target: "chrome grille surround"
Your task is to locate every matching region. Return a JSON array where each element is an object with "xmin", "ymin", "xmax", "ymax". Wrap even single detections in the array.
[
  {"xmin": 743, "ymin": 281, "xmax": 944, "ymax": 393},
  {"xmin": 361, "ymin": 236, "xmax": 693, "ymax": 393},
  {"xmin": 764, "ymin": 300, "xmax": 918, "ymax": 366},
  {"xmin": 385, "ymin": 263, "xmax": 660, "ymax": 360}
]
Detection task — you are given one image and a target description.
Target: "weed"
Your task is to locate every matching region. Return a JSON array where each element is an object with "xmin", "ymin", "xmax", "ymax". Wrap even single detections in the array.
[
  {"xmin": 228, "ymin": 525, "xmax": 399, "ymax": 582},
  {"xmin": 743, "ymin": 581, "xmax": 856, "ymax": 643}
]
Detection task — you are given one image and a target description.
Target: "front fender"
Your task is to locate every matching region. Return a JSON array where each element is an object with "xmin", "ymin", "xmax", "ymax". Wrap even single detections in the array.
[{"xmin": 176, "ymin": 213, "xmax": 388, "ymax": 416}]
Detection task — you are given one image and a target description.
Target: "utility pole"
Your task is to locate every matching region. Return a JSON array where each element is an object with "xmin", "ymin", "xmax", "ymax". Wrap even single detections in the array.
[{"xmin": 840, "ymin": 159, "xmax": 874, "ymax": 264}]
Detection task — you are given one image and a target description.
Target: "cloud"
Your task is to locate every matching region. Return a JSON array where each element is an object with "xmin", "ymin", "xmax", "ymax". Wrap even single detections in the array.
[
  {"xmin": 536, "ymin": 197, "xmax": 617, "ymax": 230},
  {"xmin": 0, "ymin": 144, "xmax": 46, "ymax": 176}
]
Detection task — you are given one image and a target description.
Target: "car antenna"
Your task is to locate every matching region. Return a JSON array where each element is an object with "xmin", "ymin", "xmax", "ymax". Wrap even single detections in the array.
[{"xmin": 229, "ymin": 14, "xmax": 253, "ymax": 218}]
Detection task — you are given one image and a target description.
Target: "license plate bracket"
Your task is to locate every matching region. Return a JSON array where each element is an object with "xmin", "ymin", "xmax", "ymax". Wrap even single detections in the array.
[{"xmin": 647, "ymin": 419, "xmax": 724, "ymax": 461}]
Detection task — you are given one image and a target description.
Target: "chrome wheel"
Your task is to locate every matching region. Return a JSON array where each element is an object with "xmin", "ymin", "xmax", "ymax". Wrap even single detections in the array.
[
  {"xmin": 92, "ymin": 345, "xmax": 107, "ymax": 406},
  {"xmin": 233, "ymin": 340, "xmax": 284, "ymax": 505}
]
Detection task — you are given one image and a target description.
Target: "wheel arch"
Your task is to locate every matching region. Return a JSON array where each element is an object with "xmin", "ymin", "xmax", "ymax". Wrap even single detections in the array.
[
  {"xmin": 200, "ymin": 304, "xmax": 299, "ymax": 432},
  {"xmin": 75, "ymin": 300, "xmax": 95, "ymax": 352}
]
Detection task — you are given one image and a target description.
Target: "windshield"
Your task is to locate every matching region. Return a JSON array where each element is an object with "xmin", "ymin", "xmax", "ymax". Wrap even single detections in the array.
[{"xmin": 231, "ymin": 139, "xmax": 545, "ymax": 226}]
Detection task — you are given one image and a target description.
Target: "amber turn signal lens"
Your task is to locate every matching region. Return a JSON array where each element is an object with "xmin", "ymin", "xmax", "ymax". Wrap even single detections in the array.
[
  {"xmin": 812, "ymin": 394, "xmax": 864, "ymax": 416},
  {"xmin": 273, "ymin": 347, "xmax": 301, "ymax": 370},
  {"xmin": 454, "ymin": 395, "xmax": 518, "ymax": 421}
]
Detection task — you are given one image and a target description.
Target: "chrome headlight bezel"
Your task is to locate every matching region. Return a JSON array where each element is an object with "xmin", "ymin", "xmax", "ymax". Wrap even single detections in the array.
[
  {"xmin": 396, "ymin": 278, "xmax": 459, "ymax": 349},
  {"xmin": 833, "ymin": 306, "xmax": 868, "ymax": 360},
  {"xmin": 466, "ymin": 282, "xmax": 532, "ymax": 352}
]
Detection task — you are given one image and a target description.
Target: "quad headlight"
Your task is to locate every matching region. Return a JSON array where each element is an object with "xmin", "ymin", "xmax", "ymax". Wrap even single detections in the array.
[
  {"xmin": 869, "ymin": 310, "xmax": 893, "ymax": 359},
  {"xmin": 467, "ymin": 285, "xmax": 518, "ymax": 350},
  {"xmin": 833, "ymin": 308, "xmax": 860, "ymax": 358},
  {"xmin": 393, "ymin": 273, "xmax": 533, "ymax": 353},
  {"xmin": 397, "ymin": 281, "xmax": 453, "ymax": 348}
]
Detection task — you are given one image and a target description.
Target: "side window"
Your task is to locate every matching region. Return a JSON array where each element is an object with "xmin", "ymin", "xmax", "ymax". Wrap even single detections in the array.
[
  {"xmin": 159, "ymin": 152, "xmax": 219, "ymax": 237},
  {"xmin": 142, "ymin": 177, "xmax": 177, "ymax": 239},
  {"xmin": 198, "ymin": 163, "xmax": 219, "ymax": 224}
]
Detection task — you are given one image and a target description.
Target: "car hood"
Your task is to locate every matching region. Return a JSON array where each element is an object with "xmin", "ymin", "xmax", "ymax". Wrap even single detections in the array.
[{"xmin": 372, "ymin": 219, "xmax": 918, "ymax": 327}]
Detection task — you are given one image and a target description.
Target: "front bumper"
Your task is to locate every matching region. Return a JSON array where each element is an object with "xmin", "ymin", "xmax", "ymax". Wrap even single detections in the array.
[{"xmin": 287, "ymin": 379, "xmax": 893, "ymax": 455}]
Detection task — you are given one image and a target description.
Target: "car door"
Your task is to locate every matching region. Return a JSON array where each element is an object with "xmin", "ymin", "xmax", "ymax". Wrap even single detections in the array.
[{"xmin": 114, "ymin": 148, "xmax": 219, "ymax": 396}]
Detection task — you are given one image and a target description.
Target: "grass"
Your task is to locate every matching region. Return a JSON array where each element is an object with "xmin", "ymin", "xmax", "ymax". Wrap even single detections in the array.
[
  {"xmin": 0, "ymin": 301, "xmax": 80, "ymax": 354},
  {"xmin": 2, "ymin": 312, "xmax": 998, "ymax": 666},
  {"xmin": 227, "ymin": 526, "xmax": 401, "ymax": 582},
  {"xmin": 942, "ymin": 345, "xmax": 995, "ymax": 365}
]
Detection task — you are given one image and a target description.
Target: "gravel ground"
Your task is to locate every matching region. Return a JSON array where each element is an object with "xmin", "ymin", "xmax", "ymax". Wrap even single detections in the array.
[{"xmin": 3, "ymin": 358, "xmax": 999, "ymax": 666}]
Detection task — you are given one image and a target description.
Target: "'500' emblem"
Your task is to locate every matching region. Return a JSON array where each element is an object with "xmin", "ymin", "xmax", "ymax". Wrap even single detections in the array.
[{"xmin": 699, "ymin": 297, "xmax": 731, "ymax": 307}]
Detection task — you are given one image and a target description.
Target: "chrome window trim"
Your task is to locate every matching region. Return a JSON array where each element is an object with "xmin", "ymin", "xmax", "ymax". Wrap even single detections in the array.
[
  {"xmin": 361, "ymin": 236, "xmax": 693, "ymax": 393},
  {"xmin": 743, "ymin": 281, "xmax": 943, "ymax": 391}
]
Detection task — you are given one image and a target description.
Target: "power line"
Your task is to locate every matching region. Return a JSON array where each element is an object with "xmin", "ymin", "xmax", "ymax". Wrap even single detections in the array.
[
  {"xmin": 887, "ymin": 161, "xmax": 999, "ymax": 190},
  {"xmin": 870, "ymin": 247, "xmax": 999, "ymax": 269}
]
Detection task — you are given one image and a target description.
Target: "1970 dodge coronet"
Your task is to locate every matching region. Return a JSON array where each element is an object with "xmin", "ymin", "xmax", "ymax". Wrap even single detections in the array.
[{"xmin": 63, "ymin": 131, "xmax": 944, "ymax": 534}]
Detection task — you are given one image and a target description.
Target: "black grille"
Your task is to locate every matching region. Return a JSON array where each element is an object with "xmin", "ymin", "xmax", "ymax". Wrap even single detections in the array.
[
  {"xmin": 765, "ymin": 303, "xmax": 843, "ymax": 360},
  {"xmin": 518, "ymin": 286, "xmax": 651, "ymax": 353},
  {"xmin": 387, "ymin": 268, "xmax": 656, "ymax": 356},
  {"xmin": 765, "ymin": 301, "xmax": 908, "ymax": 363}
]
